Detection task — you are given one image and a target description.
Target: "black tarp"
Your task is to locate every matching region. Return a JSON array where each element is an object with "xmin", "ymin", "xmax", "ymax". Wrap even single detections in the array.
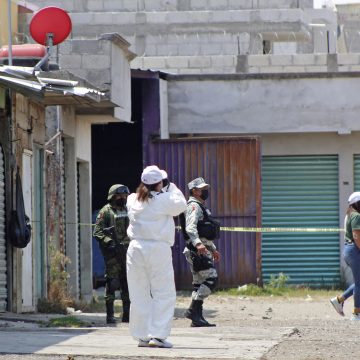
[{"xmin": 9, "ymin": 168, "xmax": 31, "ymax": 248}]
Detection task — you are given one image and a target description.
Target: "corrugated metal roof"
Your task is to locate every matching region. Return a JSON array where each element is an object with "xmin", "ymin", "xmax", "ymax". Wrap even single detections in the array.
[{"xmin": 0, "ymin": 65, "xmax": 105, "ymax": 105}]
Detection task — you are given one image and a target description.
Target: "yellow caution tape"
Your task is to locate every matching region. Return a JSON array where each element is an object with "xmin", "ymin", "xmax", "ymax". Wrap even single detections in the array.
[
  {"xmin": 176, "ymin": 225, "xmax": 344, "ymax": 233},
  {"xmin": 220, "ymin": 226, "xmax": 344, "ymax": 233},
  {"xmin": 31, "ymin": 220, "xmax": 345, "ymax": 233}
]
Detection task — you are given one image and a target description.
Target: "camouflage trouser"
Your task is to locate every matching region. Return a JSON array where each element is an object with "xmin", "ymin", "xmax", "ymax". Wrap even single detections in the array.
[
  {"xmin": 183, "ymin": 247, "xmax": 218, "ymax": 301},
  {"xmin": 104, "ymin": 247, "xmax": 129, "ymax": 303}
]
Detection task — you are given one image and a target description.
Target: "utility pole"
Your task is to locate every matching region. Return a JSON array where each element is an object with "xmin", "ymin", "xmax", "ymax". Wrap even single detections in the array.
[{"xmin": 7, "ymin": 0, "xmax": 13, "ymax": 65}]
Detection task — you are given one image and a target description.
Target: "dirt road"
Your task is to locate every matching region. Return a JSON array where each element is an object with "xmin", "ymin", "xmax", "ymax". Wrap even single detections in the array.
[
  {"xmin": 0, "ymin": 292, "xmax": 358, "ymax": 360},
  {"xmin": 174, "ymin": 293, "xmax": 358, "ymax": 360}
]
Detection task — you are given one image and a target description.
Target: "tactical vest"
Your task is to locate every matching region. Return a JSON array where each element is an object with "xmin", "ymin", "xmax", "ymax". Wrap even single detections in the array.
[{"xmin": 180, "ymin": 201, "xmax": 220, "ymax": 244}]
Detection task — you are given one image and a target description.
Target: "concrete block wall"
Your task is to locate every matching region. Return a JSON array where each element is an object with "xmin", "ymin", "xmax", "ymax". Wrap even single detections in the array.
[
  {"xmin": 58, "ymin": 39, "xmax": 111, "ymax": 91},
  {"xmin": 25, "ymin": 0, "xmax": 336, "ymax": 75},
  {"xmin": 336, "ymin": 5, "xmax": 360, "ymax": 53},
  {"xmin": 63, "ymin": 8, "xmax": 310, "ymax": 61},
  {"xmin": 131, "ymin": 53, "xmax": 360, "ymax": 74},
  {"xmin": 27, "ymin": 0, "xmax": 316, "ymax": 59},
  {"xmin": 28, "ymin": 0, "xmax": 313, "ymax": 12}
]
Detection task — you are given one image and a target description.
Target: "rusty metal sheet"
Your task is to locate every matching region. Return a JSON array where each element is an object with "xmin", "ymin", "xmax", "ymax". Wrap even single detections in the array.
[{"xmin": 148, "ymin": 137, "xmax": 261, "ymax": 289}]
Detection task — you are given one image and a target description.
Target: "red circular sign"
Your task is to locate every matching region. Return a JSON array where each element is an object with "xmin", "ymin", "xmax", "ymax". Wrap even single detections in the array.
[{"xmin": 30, "ymin": 7, "xmax": 72, "ymax": 46}]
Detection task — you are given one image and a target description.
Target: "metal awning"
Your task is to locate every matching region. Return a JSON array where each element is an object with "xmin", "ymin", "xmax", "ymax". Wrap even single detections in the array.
[{"xmin": 0, "ymin": 66, "xmax": 105, "ymax": 106}]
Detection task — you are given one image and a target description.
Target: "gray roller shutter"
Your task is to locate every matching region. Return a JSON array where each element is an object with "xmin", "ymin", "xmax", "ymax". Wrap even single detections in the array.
[
  {"xmin": 0, "ymin": 146, "xmax": 7, "ymax": 311},
  {"xmin": 262, "ymin": 155, "xmax": 340, "ymax": 286}
]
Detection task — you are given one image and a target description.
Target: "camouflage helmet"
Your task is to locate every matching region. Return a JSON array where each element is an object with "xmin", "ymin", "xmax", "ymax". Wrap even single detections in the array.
[{"xmin": 107, "ymin": 184, "xmax": 130, "ymax": 201}]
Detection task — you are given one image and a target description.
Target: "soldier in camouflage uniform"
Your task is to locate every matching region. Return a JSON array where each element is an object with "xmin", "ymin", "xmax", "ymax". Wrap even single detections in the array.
[
  {"xmin": 93, "ymin": 184, "xmax": 131, "ymax": 324},
  {"xmin": 183, "ymin": 177, "xmax": 221, "ymax": 327}
]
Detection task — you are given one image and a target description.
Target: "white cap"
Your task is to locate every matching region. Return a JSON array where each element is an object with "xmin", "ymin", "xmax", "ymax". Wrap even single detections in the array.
[
  {"xmin": 160, "ymin": 169, "xmax": 168, "ymax": 180},
  {"xmin": 348, "ymin": 192, "xmax": 360, "ymax": 205},
  {"xmin": 141, "ymin": 165, "xmax": 163, "ymax": 185}
]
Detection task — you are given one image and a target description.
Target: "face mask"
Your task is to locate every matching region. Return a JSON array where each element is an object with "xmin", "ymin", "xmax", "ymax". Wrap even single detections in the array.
[
  {"xmin": 200, "ymin": 189, "xmax": 209, "ymax": 200},
  {"xmin": 114, "ymin": 198, "xmax": 126, "ymax": 207}
]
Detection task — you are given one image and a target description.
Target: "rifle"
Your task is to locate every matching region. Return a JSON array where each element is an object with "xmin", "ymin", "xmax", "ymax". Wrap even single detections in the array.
[{"xmin": 103, "ymin": 226, "xmax": 127, "ymax": 259}]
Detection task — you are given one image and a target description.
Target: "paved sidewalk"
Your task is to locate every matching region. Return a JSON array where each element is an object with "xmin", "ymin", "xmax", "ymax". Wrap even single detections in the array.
[{"xmin": 0, "ymin": 314, "xmax": 294, "ymax": 359}]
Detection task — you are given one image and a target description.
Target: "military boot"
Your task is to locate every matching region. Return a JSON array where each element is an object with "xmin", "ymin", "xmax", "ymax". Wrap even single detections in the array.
[
  {"xmin": 121, "ymin": 300, "xmax": 130, "ymax": 323},
  {"xmin": 199, "ymin": 300, "xmax": 216, "ymax": 327},
  {"xmin": 106, "ymin": 301, "xmax": 117, "ymax": 324},
  {"xmin": 184, "ymin": 300, "xmax": 209, "ymax": 327}
]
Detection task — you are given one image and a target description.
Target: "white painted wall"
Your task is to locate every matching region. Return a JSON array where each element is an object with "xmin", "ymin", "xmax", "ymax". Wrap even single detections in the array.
[
  {"xmin": 21, "ymin": 150, "xmax": 34, "ymax": 312},
  {"xmin": 76, "ymin": 118, "xmax": 91, "ymax": 163},
  {"xmin": 112, "ymin": 43, "xmax": 133, "ymax": 122}
]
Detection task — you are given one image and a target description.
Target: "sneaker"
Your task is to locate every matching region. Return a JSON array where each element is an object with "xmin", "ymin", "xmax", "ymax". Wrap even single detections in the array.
[
  {"xmin": 138, "ymin": 339, "xmax": 150, "ymax": 347},
  {"xmin": 350, "ymin": 313, "xmax": 360, "ymax": 321},
  {"xmin": 330, "ymin": 297, "xmax": 345, "ymax": 316},
  {"xmin": 148, "ymin": 338, "xmax": 173, "ymax": 348}
]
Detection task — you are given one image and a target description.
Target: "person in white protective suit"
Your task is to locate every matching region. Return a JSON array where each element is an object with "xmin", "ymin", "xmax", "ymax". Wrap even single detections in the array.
[{"xmin": 126, "ymin": 165, "xmax": 187, "ymax": 348}]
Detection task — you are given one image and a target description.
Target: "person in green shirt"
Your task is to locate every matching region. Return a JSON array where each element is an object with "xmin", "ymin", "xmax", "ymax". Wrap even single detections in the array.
[{"xmin": 330, "ymin": 192, "xmax": 360, "ymax": 321}]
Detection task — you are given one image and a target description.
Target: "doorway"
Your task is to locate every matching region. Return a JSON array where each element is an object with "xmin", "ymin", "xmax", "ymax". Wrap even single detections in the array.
[
  {"xmin": 91, "ymin": 78, "xmax": 144, "ymax": 287},
  {"xmin": 91, "ymin": 119, "xmax": 143, "ymax": 210}
]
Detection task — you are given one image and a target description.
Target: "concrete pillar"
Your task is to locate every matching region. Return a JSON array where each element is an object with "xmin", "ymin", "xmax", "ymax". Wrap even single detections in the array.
[
  {"xmin": 160, "ymin": 79, "xmax": 169, "ymax": 139},
  {"xmin": 327, "ymin": 53, "xmax": 338, "ymax": 72},
  {"xmin": 78, "ymin": 161, "xmax": 93, "ymax": 302},
  {"xmin": 338, "ymin": 146, "xmax": 354, "ymax": 286},
  {"xmin": 236, "ymin": 55, "xmax": 249, "ymax": 73},
  {"xmin": 64, "ymin": 137, "xmax": 79, "ymax": 300},
  {"xmin": 313, "ymin": 29, "xmax": 328, "ymax": 53}
]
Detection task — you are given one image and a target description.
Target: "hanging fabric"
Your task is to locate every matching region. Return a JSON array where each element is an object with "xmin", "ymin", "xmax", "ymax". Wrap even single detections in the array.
[{"xmin": 9, "ymin": 167, "xmax": 31, "ymax": 248}]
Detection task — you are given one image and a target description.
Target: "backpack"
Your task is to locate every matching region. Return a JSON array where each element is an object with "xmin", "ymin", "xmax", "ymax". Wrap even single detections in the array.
[{"xmin": 9, "ymin": 169, "xmax": 31, "ymax": 248}]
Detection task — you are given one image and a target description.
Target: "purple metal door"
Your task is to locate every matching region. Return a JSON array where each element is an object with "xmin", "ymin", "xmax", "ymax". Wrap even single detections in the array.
[{"xmin": 148, "ymin": 137, "xmax": 261, "ymax": 289}]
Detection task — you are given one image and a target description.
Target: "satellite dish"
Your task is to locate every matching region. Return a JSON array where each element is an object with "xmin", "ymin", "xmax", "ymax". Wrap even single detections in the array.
[
  {"xmin": 29, "ymin": 7, "xmax": 72, "ymax": 72},
  {"xmin": 30, "ymin": 6, "xmax": 72, "ymax": 46}
]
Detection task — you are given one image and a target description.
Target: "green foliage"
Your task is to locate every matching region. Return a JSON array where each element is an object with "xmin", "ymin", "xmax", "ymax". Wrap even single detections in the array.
[
  {"xmin": 38, "ymin": 244, "xmax": 73, "ymax": 314},
  {"xmin": 40, "ymin": 316, "xmax": 91, "ymax": 328},
  {"xmin": 217, "ymin": 272, "xmax": 290, "ymax": 296},
  {"xmin": 217, "ymin": 284, "xmax": 285, "ymax": 296},
  {"xmin": 216, "ymin": 272, "xmax": 343, "ymax": 297},
  {"xmin": 268, "ymin": 272, "xmax": 289, "ymax": 288}
]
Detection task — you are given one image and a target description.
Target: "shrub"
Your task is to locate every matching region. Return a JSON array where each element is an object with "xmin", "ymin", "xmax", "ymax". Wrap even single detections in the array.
[
  {"xmin": 267, "ymin": 272, "xmax": 289, "ymax": 289},
  {"xmin": 38, "ymin": 245, "xmax": 73, "ymax": 314}
]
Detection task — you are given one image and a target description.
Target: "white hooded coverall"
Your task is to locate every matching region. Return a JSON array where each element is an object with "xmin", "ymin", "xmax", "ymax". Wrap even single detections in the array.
[{"xmin": 126, "ymin": 183, "xmax": 187, "ymax": 341}]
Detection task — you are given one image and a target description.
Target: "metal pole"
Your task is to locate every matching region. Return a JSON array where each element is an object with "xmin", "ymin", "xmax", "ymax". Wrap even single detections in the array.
[{"xmin": 7, "ymin": 0, "xmax": 13, "ymax": 66}]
